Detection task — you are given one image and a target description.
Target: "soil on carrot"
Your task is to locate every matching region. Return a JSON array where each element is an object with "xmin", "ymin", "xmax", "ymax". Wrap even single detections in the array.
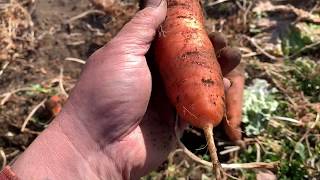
[{"xmin": 1, "ymin": 0, "xmax": 320, "ymax": 179}]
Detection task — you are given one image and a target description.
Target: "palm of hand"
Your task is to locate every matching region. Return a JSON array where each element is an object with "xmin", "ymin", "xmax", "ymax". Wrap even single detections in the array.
[
  {"xmin": 65, "ymin": 34, "xmax": 239, "ymax": 180},
  {"xmin": 68, "ymin": 42, "xmax": 176, "ymax": 178}
]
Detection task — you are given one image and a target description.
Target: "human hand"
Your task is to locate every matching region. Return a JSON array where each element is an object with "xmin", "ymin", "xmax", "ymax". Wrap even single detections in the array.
[{"xmin": 11, "ymin": 0, "xmax": 240, "ymax": 179}]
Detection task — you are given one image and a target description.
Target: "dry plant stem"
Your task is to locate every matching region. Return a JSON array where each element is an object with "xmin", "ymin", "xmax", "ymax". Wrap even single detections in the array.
[
  {"xmin": 288, "ymin": 41, "xmax": 320, "ymax": 59},
  {"xmin": 207, "ymin": 0, "xmax": 230, "ymax": 6},
  {"xmin": 59, "ymin": 67, "xmax": 69, "ymax": 98},
  {"xmin": 255, "ymin": 143, "xmax": 261, "ymax": 162},
  {"xmin": 0, "ymin": 149, "xmax": 6, "ymax": 170},
  {"xmin": 174, "ymin": 119, "xmax": 279, "ymax": 170},
  {"xmin": 220, "ymin": 146, "xmax": 240, "ymax": 155},
  {"xmin": 203, "ymin": 125, "xmax": 222, "ymax": 179},
  {"xmin": 290, "ymin": 113, "xmax": 320, "ymax": 160},
  {"xmin": 0, "ymin": 61, "xmax": 10, "ymax": 77},
  {"xmin": 176, "ymin": 137, "xmax": 278, "ymax": 169},
  {"xmin": 222, "ymin": 162, "xmax": 278, "ymax": 169},
  {"xmin": 0, "ymin": 87, "xmax": 34, "ymax": 106},
  {"xmin": 65, "ymin": 57, "xmax": 86, "ymax": 64},
  {"xmin": 272, "ymin": 116, "xmax": 302, "ymax": 125},
  {"xmin": 265, "ymin": 4, "xmax": 320, "ymax": 24},
  {"xmin": 242, "ymin": 35, "xmax": 279, "ymax": 61},
  {"xmin": 10, "ymin": 123, "xmax": 41, "ymax": 135},
  {"xmin": 21, "ymin": 99, "xmax": 46, "ymax": 132},
  {"xmin": 65, "ymin": 10, "xmax": 105, "ymax": 24}
]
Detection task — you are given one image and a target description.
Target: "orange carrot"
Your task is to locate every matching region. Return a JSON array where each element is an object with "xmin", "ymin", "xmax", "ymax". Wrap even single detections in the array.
[
  {"xmin": 45, "ymin": 95, "xmax": 66, "ymax": 118},
  {"xmin": 155, "ymin": 0, "xmax": 225, "ymax": 178},
  {"xmin": 223, "ymin": 65, "xmax": 245, "ymax": 144}
]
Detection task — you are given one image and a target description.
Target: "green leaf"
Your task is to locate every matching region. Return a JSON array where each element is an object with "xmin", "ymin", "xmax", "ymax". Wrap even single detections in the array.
[
  {"xmin": 31, "ymin": 84, "xmax": 50, "ymax": 94},
  {"xmin": 243, "ymin": 79, "xmax": 279, "ymax": 136},
  {"xmin": 288, "ymin": 58, "xmax": 320, "ymax": 102},
  {"xmin": 202, "ymin": 154, "xmax": 210, "ymax": 161},
  {"xmin": 281, "ymin": 25, "xmax": 313, "ymax": 56},
  {"xmin": 295, "ymin": 142, "xmax": 306, "ymax": 161}
]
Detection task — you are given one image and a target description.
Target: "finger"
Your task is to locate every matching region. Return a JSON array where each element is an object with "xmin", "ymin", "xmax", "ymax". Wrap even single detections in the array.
[
  {"xmin": 209, "ymin": 32, "xmax": 227, "ymax": 53},
  {"xmin": 140, "ymin": 0, "xmax": 163, "ymax": 9},
  {"xmin": 218, "ymin": 47, "xmax": 241, "ymax": 76},
  {"xmin": 109, "ymin": 0, "xmax": 167, "ymax": 56},
  {"xmin": 223, "ymin": 78, "xmax": 232, "ymax": 90},
  {"xmin": 176, "ymin": 117, "xmax": 189, "ymax": 138},
  {"xmin": 223, "ymin": 66, "xmax": 245, "ymax": 143},
  {"xmin": 208, "ymin": 32, "xmax": 241, "ymax": 76}
]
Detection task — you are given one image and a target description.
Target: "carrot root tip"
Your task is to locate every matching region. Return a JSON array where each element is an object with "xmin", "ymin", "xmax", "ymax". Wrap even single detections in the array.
[
  {"xmin": 174, "ymin": 116, "xmax": 224, "ymax": 179},
  {"xmin": 203, "ymin": 126, "xmax": 224, "ymax": 180}
]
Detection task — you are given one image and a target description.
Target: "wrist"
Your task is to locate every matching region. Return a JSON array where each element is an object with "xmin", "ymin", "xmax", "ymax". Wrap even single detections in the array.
[
  {"xmin": 56, "ymin": 95, "xmax": 151, "ymax": 179},
  {"xmin": 57, "ymin": 104, "xmax": 148, "ymax": 179},
  {"xmin": 11, "ymin": 115, "xmax": 124, "ymax": 180}
]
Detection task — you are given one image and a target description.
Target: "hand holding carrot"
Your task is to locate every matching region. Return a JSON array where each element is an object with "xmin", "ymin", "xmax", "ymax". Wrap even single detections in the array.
[{"xmin": 10, "ymin": 1, "xmax": 240, "ymax": 179}]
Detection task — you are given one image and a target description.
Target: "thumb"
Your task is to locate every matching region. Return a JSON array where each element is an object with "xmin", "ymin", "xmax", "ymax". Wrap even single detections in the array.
[{"xmin": 110, "ymin": 0, "xmax": 167, "ymax": 56}]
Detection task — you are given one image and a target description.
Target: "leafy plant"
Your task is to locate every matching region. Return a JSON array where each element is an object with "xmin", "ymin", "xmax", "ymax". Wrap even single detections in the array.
[
  {"xmin": 242, "ymin": 79, "xmax": 279, "ymax": 136},
  {"xmin": 281, "ymin": 26, "xmax": 313, "ymax": 56},
  {"xmin": 279, "ymin": 160, "xmax": 308, "ymax": 180},
  {"xmin": 287, "ymin": 58, "xmax": 320, "ymax": 102}
]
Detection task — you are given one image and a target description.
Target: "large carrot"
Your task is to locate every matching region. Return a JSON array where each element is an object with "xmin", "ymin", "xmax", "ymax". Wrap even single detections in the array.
[{"xmin": 155, "ymin": 0, "xmax": 225, "ymax": 178}]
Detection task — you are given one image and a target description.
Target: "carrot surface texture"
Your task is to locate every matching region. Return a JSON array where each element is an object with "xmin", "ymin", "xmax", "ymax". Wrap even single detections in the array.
[{"xmin": 155, "ymin": 0, "xmax": 225, "ymax": 178}]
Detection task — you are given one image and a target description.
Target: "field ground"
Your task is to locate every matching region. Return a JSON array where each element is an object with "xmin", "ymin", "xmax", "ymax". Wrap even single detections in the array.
[{"xmin": 1, "ymin": 0, "xmax": 320, "ymax": 179}]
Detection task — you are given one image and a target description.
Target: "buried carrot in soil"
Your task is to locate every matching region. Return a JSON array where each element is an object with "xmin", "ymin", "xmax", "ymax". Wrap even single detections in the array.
[{"xmin": 155, "ymin": 0, "xmax": 225, "ymax": 178}]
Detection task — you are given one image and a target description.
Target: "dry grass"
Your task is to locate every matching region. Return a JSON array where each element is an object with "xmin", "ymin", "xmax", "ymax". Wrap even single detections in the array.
[{"xmin": 0, "ymin": 0, "xmax": 34, "ymax": 62}]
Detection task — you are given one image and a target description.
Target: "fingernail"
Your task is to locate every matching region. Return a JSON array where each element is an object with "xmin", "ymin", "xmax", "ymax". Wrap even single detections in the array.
[
  {"xmin": 223, "ymin": 78, "xmax": 232, "ymax": 90},
  {"xmin": 145, "ymin": 0, "xmax": 163, "ymax": 7}
]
